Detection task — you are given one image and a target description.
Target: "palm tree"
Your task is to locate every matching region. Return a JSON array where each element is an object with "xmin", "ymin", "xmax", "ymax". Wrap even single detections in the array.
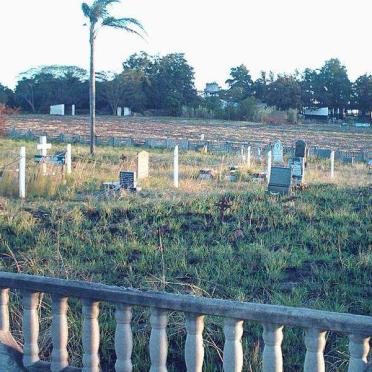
[{"xmin": 82, "ymin": 0, "xmax": 145, "ymax": 155}]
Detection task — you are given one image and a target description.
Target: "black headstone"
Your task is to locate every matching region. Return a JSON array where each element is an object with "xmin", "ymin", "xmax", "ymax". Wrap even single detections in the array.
[
  {"xmin": 295, "ymin": 140, "xmax": 306, "ymax": 158},
  {"xmin": 268, "ymin": 167, "xmax": 292, "ymax": 195},
  {"xmin": 120, "ymin": 171, "xmax": 136, "ymax": 190}
]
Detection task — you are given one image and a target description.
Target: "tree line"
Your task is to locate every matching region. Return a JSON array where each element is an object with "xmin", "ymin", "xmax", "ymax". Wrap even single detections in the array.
[{"xmin": 0, "ymin": 54, "xmax": 371, "ymax": 120}]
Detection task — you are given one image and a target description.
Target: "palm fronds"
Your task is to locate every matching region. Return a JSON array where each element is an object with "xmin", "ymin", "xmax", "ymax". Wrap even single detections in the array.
[{"xmin": 102, "ymin": 17, "xmax": 146, "ymax": 37}]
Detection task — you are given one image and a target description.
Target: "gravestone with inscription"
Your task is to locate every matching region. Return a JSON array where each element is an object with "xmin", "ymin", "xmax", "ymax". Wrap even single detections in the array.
[
  {"xmin": 268, "ymin": 167, "xmax": 292, "ymax": 195},
  {"xmin": 272, "ymin": 140, "xmax": 284, "ymax": 164},
  {"xmin": 288, "ymin": 157, "xmax": 305, "ymax": 184},
  {"xmin": 120, "ymin": 171, "xmax": 137, "ymax": 190},
  {"xmin": 136, "ymin": 151, "xmax": 149, "ymax": 180}
]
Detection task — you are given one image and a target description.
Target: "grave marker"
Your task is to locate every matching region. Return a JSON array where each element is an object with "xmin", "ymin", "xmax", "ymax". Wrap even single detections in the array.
[
  {"xmin": 272, "ymin": 140, "xmax": 284, "ymax": 164},
  {"xmin": 120, "ymin": 171, "xmax": 137, "ymax": 190},
  {"xmin": 268, "ymin": 167, "xmax": 292, "ymax": 195},
  {"xmin": 288, "ymin": 157, "xmax": 305, "ymax": 184},
  {"xmin": 123, "ymin": 107, "xmax": 131, "ymax": 116},
  {"xmin": 72, "ymin": 105, "xmax": 76, "ymax": 116},
  {"xmin": 50, "ymin": 104, "xmax": 65, "ymax": 116},
  {"xmin": 37, "ymin": 136, "xmax": 52, "ymax": 175},
  {"xmin": 117, "ymin": 107, "xmax": 122, "ymax": 116},
  {"xmin": 294, "ymin": 140, "xmax": 306, "ymax": 159},
  {"xmin": 136, "ymin": 151, "xmax": 149, "ymax": 180},
  {"xmin": 19, "ymin": 147, "xmax": 26, "ymax": 199},
  {"xmin": 247, "ymin": 146, "xmax": 251, "ymax": 168},
  {"xmin": 199, "ymin": 169, "xmax": 214, "ymax": 180},
  {"xmin": 174, "ymin": 146, "xmax": 179, "ymax": 188}
]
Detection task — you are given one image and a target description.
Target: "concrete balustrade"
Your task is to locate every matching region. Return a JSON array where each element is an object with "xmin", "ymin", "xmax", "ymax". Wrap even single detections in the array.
[
  {"xmin": 0, "ymin": 272, "xmax": 371, "ymax": 371},
  {"xmin": 115, "ymin": 304, "xmax": 133, "ymax": 372}
]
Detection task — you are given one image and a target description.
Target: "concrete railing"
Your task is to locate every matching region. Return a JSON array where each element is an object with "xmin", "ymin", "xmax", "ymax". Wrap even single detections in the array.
[{"xmin": 0, "ymin": 272, "xmax": 371, "ymax": 371}]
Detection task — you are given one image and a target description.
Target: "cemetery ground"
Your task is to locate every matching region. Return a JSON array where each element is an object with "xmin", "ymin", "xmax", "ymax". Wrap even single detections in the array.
[
  {"xmin": 5, "ymin": 114, "xmax": 372, "ymax": 151},
  {"xmin": 0, "ymin": 138, "xmax": 371, "ymax": 371}
]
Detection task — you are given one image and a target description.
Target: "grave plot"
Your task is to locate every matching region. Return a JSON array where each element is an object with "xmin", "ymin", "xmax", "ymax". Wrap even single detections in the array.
[{"xmin": 0, "ymin": 137, "xmax": 370, "ymax": 201}]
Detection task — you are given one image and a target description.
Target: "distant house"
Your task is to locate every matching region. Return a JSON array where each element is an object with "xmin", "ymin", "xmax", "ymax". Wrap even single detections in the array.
[
  {"xmin": 303, "ymin": 107, "xmax": 329, "ymax": 120},
  {"xmin": 204, "ymin": 82, "xmax": 221, "ymax": 97}
]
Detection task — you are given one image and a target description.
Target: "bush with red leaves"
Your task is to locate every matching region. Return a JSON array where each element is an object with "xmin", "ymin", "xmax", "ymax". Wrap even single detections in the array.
[{"xmin": 0, "ymin": 104, "xmax": 18, "ymax": 136}]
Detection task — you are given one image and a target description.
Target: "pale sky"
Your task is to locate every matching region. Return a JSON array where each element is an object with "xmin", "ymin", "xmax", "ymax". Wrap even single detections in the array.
[{"xmin": 1, "ymin": 0, "xmax": 371, "ymax": 90}]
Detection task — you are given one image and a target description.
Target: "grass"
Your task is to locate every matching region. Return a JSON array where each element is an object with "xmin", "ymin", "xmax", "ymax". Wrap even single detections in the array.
[{"xmin": 0, "ymin": 138, "xmax": 371, "ymax": 371}]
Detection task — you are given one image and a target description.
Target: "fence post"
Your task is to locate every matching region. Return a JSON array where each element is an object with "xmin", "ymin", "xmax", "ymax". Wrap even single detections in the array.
[
  {"xmin": 330, "ymin": 151, "xmax": 335, "ymax": 179},
  {"xmin": 19, "ymin": 147, "xmax": 26, "ymax": 199},
  {"xmin": 66, "ymin": 144, "xmax": 72, "ymax": 175},
  {"xmin": 267, "ymin": 150, "xmax": 272, "ymax": 184},
  {"xmin": 174, "ymin": 145, "xmax": 179, "ymax": 188}
]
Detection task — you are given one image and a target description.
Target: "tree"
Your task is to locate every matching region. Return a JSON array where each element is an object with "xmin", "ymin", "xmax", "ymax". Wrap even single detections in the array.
[
  {"xmin": 315, "ymin": 59, "xmax": 351, "ymax": 117},
  {"xmin": 226, "ymin": 65, "xmax": 253, "ymax": 101},
  {"xmin": 0, "ymin": 84, "xmax": 15, "ymax": 107},
  {"xmin": 266, "ymin": 74, "xmax": 302, "ymax": 110},
  {"xmin": 253, "ymin": 71, "xmax": 268, "ymax": 101},
  {"xmin": 81, "ymin": 0, "xmax": 145, "ymax": 155},
  {"xmin": 15, "ymin": 66, "xmax": 88, "ymax": 113},
  {"xmin": 352, "ymin": 74, "xmax": 372, "ymax": 117},
  {"xmin": 100, "ymin": 72, "xmax": 126, "ymax": 114},
  {"xmin": 300, "ymin": 68, "xmax": 318, "ymax": 108},
  {"xmin": 147, "ymin": 53, "xmax": 198, "ymax": 115}
]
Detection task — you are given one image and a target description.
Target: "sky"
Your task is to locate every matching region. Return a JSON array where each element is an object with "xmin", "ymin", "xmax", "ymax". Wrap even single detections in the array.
[{"xmin": 1, "ymin": 0, "xmax": 371, "ymax": 90}]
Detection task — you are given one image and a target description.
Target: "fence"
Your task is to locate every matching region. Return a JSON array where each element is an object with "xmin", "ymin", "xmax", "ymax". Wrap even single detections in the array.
[
  {"xmin": 0, "ymin": 272, "xmax": 371, "ymax": 371},
  {"xmin": 6, "ymin": 128, "xmax": 371, "ymax": 164}
]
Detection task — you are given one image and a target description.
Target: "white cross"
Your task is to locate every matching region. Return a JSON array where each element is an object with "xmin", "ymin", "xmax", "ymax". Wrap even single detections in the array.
[{"xmin": 37, "ymin": 136, "xmax": 52, "ymax": 157}]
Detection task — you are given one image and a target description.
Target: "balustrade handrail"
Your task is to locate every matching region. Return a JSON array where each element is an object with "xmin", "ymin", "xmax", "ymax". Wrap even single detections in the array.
[{"xmin": 0, "ymin": 272, "xmax": 371, "ymax": 336}]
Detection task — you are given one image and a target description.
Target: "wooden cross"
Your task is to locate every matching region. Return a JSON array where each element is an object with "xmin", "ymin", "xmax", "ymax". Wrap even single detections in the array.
[{"xmin": 37, "ymin": 136, "xmax": 52, "ymax": 157}]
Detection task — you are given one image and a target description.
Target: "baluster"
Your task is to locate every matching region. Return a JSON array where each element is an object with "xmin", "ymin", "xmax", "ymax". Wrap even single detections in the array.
[
  {"xmin": 262, "ymin": 323, "xmax": 283, "ymax": 372},
  {"xmin": 149, "ymin": 308, "xmax": 168, "ymax": 372},
  {"xmin": 115, "ymin": 304, "xmax": 133, "ymax": 372},
  {"xmin": 304, "ymin": 328, "xmax": 326, "ymax": 372},
  {"xmin": 185, "ymin": 314, "xmax": 204, "ymax": 372},
  {"xmin": 223, "ymin": 318, "xmax": 244, "ymax": 372},
  {"xmin": 82, "ymin": 300, "xmax": 100, "ymax": 372},
  {"xmin": 22, "ymin": 291, "xmax": 40, "ymax": 367},
  {"xmin": 51, "ymin": 296, "xmax": 69, "ymax": 372},
  {"xmin": 348, "ymin": 334, "xmax": 370, "ymax": 372},
  {"xmin": 0, "ymin": 288, "xmax": 9, "ymax": 332}
]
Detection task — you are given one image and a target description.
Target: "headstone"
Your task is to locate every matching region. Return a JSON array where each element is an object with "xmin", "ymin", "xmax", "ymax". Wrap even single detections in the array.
[
  {"xmin": 200, "ymin": 134, "xmax": 205, "ymax": 141},
  {"xmin": 330, "ymin": 151, "xmax": 335, "ymax": 178},
  {"xmin": 123, "ymin": 107, "xmax": 131, "ymax": 116},
  {"xmin": 120, "ymin": 171, "xmax": 137, "ymax": 190},
  {"xmin": 288, "ymin": 157, "xmax": 305, "ymax": 184},
  {"xmin": 198, "ymin": 169, "xmax": 214, "ymax": 180},
  {"xmin": 50, "ymin": 104, "xmax": 65, "ymax": 116},
  {"xmin": 268, "ymin": 167, "xmax": 292, "ymax": 195},
  {"xmin": 48, "ymin": 152, "xmax": 66, "ymax": 165},
  {"xmin": 247, "ymin": 146, "xmax": 251, "ymax": 168},
  {"xmin": 117, "ymin": 107, "xmax": 122, "ymax": 116},
  {"xmin": 136, "ymin": 151, "xmax": 149, "ymax": 180},
  {"xmin": 174, "ymin": 146, "xmax": 179, "ymax": 188},
  {"xmin": 226, "ymin": 166, "xmax": 239, "ymax": 182},
  {"xmin": 72, "ymin": 104, "xmax": 76, "ymax": 116},
  {"xmin": 19, "ymin": 147, "xmax": 26, "ymax": 199},
  {"xmin": 294, "ymin": 140, "xmax": 306, "ymax": 159},
  {"xmin": 272, "ymin": 140, "xmax": 284, "ymax": 164}
]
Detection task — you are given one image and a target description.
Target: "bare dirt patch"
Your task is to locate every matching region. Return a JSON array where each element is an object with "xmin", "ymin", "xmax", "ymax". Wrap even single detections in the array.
[{"xmin": 6, "ymin": 114, "xmax": 372, "ymax": 151}]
